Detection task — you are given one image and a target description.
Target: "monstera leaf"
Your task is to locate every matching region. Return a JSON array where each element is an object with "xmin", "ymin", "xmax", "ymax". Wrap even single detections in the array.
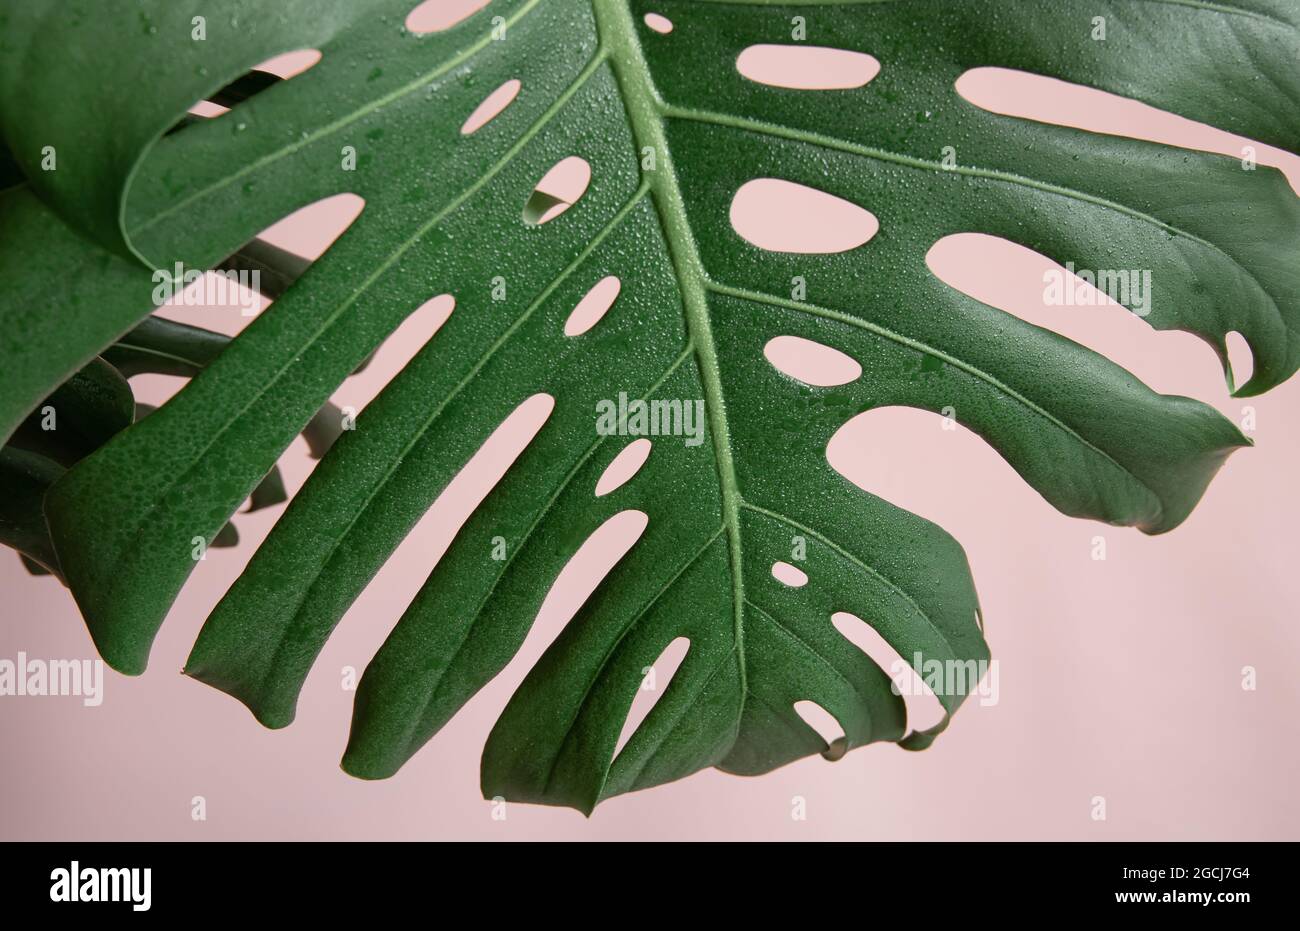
[{"xmin": 1, "ymin": 0, "xmax": 1297, "ymax": 813}]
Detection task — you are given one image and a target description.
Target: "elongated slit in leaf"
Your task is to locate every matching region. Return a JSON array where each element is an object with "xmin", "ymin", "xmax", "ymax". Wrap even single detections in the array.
[
  {"xmin": 594, "ymin": 438, "xmax": 651, "ymax": 498},
  {"xmin": 956, "ymin": 66, "xmax": 1300, "ymax": 194},
  {"xmin": 326, "ymin": 294, "xmax": 458, "ymax": 420},
  {"xmin": 612, "ymin": 635, "xmax": 689, "ymax": 761},
  {"xmin": 564, "ymin": 275, "xmax": 621, "ymax": 337},
  {"xmin": 461, "ymin": 79, "xmax": 523, "ymax": 136},
  {"xmin": 736, "ymin": 45, "xmax": 880, "ymax": 92},
  {"xmin": 257, "ymin": 193, "xmax": 366, "ymax": 264},
  {"xmin": 184, "ymin": 391, "xmax": 555, "ymax": 727},
  {"xmin": 527, "ymin": 509, "xmax": 651, "ymax": 658}
]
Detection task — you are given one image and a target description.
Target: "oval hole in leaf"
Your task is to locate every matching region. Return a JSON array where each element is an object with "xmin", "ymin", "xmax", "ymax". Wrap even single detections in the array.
[
  {"xmin": 737, "ymin": 45, "xmax": 880, "ymax": 91},
  {"xmin": 595, "ymin": 438, "xmax": 651, "ymax": 498},
  {"xmin": 832, "ymin": 612, "xmax": 946, "ymax": 735},
  {"xmin": 613, "ymin": 636, "xmax": 690, "ymax": 760},
  {"xmin": 644, "ymin": 13, "xmax": 674, "ymax": 34},
  {"xmin": 764, "ymin": 335, "xmax": 862, "ymax": 387},
  {"xmin": 405, "ymin": 0, "xmax": 490, "ymax": 34},
  {"xmin": 793, "ymin": 700, "xmax": 847, "ymax": 760},
  {"xmin": 956, "ymin": 67, "xmax": 1300, "ymax": 194},
  {"xmin": 730, "ymin": 179, "xmax": 878, "ymax": 254},
  {"xmin": 771, "ymin": 560, "xmax": 807, "ymax": 588},
  {"xmin": 461, "ymin": 79, "xmax": 521, "ymax": 135},
  {"xmin": 184, "ymin": 50, "xmax": 321, "ymax": 121},
  {"xmin": 523, "ymin": 156, "xmax": 591, "ymax": 226},
  {"xmin": 565, "ymin": 275, "xmax": 621, "ymax": 337},
  {"xmin": 926, "ymin": 232, "xmax": 1222, "ymax": 397}
]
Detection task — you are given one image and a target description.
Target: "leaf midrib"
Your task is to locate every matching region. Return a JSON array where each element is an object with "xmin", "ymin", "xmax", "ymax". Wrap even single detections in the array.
[{"xmin": 593, "ymin": 0, "xmax": 752, "ymax": 720}]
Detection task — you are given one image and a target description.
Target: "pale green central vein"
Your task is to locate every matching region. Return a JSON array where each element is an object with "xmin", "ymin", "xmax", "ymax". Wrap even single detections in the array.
[{"xmin": 593, "ymin": 0, "xmax": 749, "ymax": 705}]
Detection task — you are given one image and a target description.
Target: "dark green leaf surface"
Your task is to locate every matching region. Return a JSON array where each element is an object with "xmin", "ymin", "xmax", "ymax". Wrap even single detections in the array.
[
  {"xmin": 7, "ymin": 357, "xmax": 134, "ymax": 468},
  {"xmin": 109, "ymin": 316, "xmax": 351, "ymax": 462},
  {"xmin": 102, "ymin": 316, "xmax": 231, "ymax": 380},
  {"xmin": 0, "ymin": 446, "xmax": 64, "ymax": 578},
  {"xmin": 4, "ymin": 0, "xmax": 1297, "ymax": 811}
]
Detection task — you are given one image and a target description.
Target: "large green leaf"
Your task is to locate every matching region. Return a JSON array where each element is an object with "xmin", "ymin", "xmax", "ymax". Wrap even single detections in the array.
[{"xmin": 3, "ymin": 0, "xmax": 1297, "ymax": 812}]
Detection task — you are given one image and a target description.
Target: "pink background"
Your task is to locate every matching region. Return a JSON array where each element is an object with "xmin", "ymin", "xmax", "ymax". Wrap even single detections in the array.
[{"xmin": 4, "ymin": 1, "xmax": 1300, "ymax": 840}]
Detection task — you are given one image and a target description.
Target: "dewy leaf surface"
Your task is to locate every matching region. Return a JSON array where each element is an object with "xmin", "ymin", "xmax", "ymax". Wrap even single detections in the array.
[{"xmin": 5, "ymin": 0, "xmax": 1296, "ymax": 811}]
